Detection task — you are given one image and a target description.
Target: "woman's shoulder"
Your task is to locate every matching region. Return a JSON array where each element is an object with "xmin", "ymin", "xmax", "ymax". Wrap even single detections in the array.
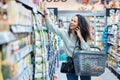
[{"xmin": 59, "ymin": 28, "xmax": 69, "ymax": 37}]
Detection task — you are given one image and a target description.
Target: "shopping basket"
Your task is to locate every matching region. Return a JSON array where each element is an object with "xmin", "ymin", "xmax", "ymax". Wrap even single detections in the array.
[{"xmin": 73, "ymin": 46, "xmax": 107, "ymax": 76}]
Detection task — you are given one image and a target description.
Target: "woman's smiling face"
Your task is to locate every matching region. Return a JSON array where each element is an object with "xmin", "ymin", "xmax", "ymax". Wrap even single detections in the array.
[{"xmin": 69, "ymin": 16, "xmax": 78, "ymax": 30}]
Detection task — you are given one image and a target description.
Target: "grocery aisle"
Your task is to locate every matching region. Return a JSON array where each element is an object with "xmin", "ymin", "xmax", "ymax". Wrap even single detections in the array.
[
  {"xmin": 0, "ymin": 0, "xmax": 120, "ymax": 80},
  {"xmin": 56, "ymin": 61, "xmax": 119, "ymax": 80}
]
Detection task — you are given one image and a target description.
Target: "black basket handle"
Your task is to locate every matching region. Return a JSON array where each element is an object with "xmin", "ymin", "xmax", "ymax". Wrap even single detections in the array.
[
  {"xmin": 72, "ymin": 45, "xmax": 101, "ymax": 57},
  {"xmin": 89, "ymin": 45, "xmax": 101, "ymax": 51}
]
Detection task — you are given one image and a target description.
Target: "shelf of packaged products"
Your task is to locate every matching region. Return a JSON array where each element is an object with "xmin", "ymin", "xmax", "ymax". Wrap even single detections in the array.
[
  {"xmin": 16, "ymin": 0, "xmax": 44, "ymax": 15},
  {"xmin": 108, "ymin": 32, "xmax": 115, "ymax": 35},
  {"xmin": 18, "ymin": 65, "xmax": 33, "ymax": 80},
  {"xmin": 35, "ymin": 73, "xmax": 42, "ymax": 78},
  {"xmin": 107, "ymin": 23, "xmax": 120, "ymax": 26},
  {"xmin": 58, "ymin": 10, "xmax": 106, "ymax": 17},
  {"xmin": 13, "ymin": 45, "xmax": 33, "ymax": 63},
  {"xmin": 96, "ymin": 40, "xmax": 103, "ymax": 42},
  {"xmin": 114, "ymin": 53, "xmax": 120, "ymax": 57},
  {"xmin": 108, "ymin": 41, "xmax": 116, "ymax": 46},
  {"xmin": 11, "ymin": 25, "xmax": 33, "ymax": 33},
  {"xmin": 35, "ymin": 72, "xmax": 48, "ymax": 79},
  {"xmin": 109, "ymin": 53, "xmax": 117, "ymax": 58},
  {"xmin": 0, "ymin": 32, "xmax": 16, "ymax": 45},
  {"xmin": 108, "ymin": 63, "xmax": 120, "ymax": 75},
  {"xmin": 97, "ymin": 30, "xmax": 103, "ymax": 32},
  {"xmin": 42, "ymin": 27, "xmax": 47, "ymax": 31},
  {"xmin": 34, "ymin": 26, "xmax": 47, "ymax": 31},
  {"xmin": 109, "ymin": 54, "xmax": 118, "ymax": 62}
]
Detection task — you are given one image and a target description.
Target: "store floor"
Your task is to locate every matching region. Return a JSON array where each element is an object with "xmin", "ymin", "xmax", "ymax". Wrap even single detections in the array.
[{"xmin": 55, "ymin": 61, "xmax": 119, "ymax": 80}]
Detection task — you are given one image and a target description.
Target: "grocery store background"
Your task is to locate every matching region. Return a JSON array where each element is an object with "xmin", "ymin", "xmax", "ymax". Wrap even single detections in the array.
[{"xmin": 0, "ymin": 0, "xmax": 120, "ymax": 80}]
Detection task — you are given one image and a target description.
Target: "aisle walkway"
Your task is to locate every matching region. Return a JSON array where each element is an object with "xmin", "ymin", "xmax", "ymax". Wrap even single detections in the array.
[{"xmin": 56, "ymin": 62, "xmax": 119, "ymax": 80}]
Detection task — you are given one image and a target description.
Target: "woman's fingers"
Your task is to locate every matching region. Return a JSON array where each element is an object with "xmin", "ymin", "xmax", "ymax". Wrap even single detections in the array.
[{"xmin": 75, "ymin": 27, "xmax": 80, "ymax": 31}]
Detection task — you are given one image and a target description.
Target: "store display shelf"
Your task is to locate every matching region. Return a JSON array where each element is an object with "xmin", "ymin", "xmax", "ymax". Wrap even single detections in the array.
[
  {"xmin": 96, "ymin": 40, "xmax": 102, "ymax": 42},
  {"xmin": 11, "ymin": 25, "xmax": 33, "ymax": 33},
  {"xmin": 97, "ymin": 30, "xmax": 103, "ymax": 32},
  {"xmin": 108, "ymin": 63, "xmax": 120, "ymax": 75},
  {"xmin": 35, "ymin": 73, "xmax": 42, "ymax": 78},
  {"xmin": 109, "ymin": 53, "xmax": 118, "ymax": 58},
  {"xmin": 34, "ymin": 26, "xmax": 47, "ymax": 31},
  {"xmin": 16, "ymin": 0, "xmax": 44, "ymax": 15},
  {"xmin": 108, "ymin": 41, "xmax": 116, "ymax": 46},
  {"xmin": 108, "ymin": 32, "xmax": 114, "ymax": 35},
  {"xmin": 0, "ymin": 32, "xmax": 16, "ymax": 45},
  {"xmin": 18, "ymin": 65, "xmax": 33, "ymax": 80},
  {"xmin": 58, "ymin": 10, "xmax": 106, "ymax": 17},
  {"xmin": 34, "ymin": 26, "xmax": 42, "ymax": 31},
  {"xmin": 107, "ymin": 23, "xmax": 120, "ymax": 26},
  {"xmin": 96, "ymin": 21, "xmax": 105, "ymax": 24},
  {"xmin": 42, "ymin": 27, "xmax": 47, "ymax": 31},
  {"xmin": 114, "ymin": 53, "xmax": 120, "ymax": 57},
  {"xmin": 13, "ymin": 45, "xmax": 33, "ymax": 63}
]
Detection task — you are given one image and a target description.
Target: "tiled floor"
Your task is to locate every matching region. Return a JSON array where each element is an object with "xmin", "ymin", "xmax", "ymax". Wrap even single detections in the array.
[{"xmin": 55, "ymin": 61, "xmax": 119, "ymax": 80}]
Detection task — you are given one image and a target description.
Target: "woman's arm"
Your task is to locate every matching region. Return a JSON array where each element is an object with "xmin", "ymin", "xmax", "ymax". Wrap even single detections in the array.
[{"xmin": 44, "ymin": 12, "xmax": 64, "ymax": 36}]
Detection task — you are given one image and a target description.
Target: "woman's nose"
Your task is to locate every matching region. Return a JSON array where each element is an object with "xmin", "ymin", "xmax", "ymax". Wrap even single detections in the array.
[{"xmin": 71, "ymin": 21, "xmax": 74, "ymax": 24}]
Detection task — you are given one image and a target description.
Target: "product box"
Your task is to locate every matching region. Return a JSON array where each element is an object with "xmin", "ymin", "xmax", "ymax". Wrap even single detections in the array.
[{"xmin": 0, "ymin": 21, "xmax": 9, "ymax": 31}]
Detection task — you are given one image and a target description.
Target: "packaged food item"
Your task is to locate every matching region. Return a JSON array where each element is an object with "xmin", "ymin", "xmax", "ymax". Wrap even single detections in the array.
[
  {"xmin": 0, "ymin": 51, "xmax": 3, "ymax": 80},
  {"xmin": 40, "ymin": 1, "xmax": 45, "ymax": 11}
]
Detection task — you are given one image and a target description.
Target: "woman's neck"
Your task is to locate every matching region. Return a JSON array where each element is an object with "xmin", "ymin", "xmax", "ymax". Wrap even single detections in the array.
[{"xmin": 71, "ymin": 30, "xmax": 75, "ymax": 39}]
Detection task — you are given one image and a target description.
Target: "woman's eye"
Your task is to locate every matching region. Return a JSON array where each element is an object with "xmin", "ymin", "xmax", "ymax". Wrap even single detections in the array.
[{"xmin": 74, "ymin": 20, "xmax": 76, "ymax": 23}]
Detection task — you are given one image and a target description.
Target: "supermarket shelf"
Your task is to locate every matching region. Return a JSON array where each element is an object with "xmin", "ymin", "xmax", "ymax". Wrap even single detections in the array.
[
  {"xmin": 108, "ymin": 63, "xmax": 120, "ymax": 75},
  {"xmin": 16, "ymin": 0, "xmax": 44, "ymax": 15},
  {"xmin": 34, "ymin": 26, "xmax": 47, "ymax": 31},
  {"xmin": 107, "ymin": 22, "xmax": 120, "ymax": 26},
  {"xmin": 18, "ymin": 65, "xmax": 33, "ymax": 80},
  {"xmin": 114, "ymin": 53, "xmax": 120, "ymax": 57},
  {"xmin": 35, "ymin": 73, "xmax": 42, "ymax": 78},
  {"xmin": 58, "ymin": 10, "xmax": 106, "ymax": 17},
  {"xmin": 13, "ymin": 45, "xmax": 33, "ymax": 63},
  {"xmin": 11, "ymin": 25, "xmax": 33, "ymax": 33},
  {"xmin": 0, "ymin": 32, "xmax": 16, "ymax": 45},
  {"xmin": 97, "ymin": 30, "xmax": 103, "ymax": 32},
  {"xmin": 96, "ymin": 40, "xmax": 102, "ymax": 42},
  {"xmin": 108, "ymin": 41, "xmax": 116, "ymax": 46},
  {"xmin": 42, "ymin": 27, "xmax": 47, "ymax": 31},
  {"xmin": 108, "ymin": 32, "xmax": 114, "ymax": 35}
]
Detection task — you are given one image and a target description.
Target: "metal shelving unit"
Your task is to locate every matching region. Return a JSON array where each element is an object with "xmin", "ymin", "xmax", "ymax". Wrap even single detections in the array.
[
  {"xmin": 0, "ymin": 32, "xmax": 16, "ymax": 45},
  {"xmin": 107, "ymin": 8, "xmax": 120, "ymax": 79},
  {"xmin": 16, "ymin": 0, "xmax": 44, "ymax": 15},
  {"xmin": 11, "ymin": 25, "xmax": 33, "ymax": 33}
]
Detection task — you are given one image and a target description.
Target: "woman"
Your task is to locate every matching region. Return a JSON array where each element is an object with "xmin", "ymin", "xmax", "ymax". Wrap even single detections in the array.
[{"xmin": 44, "ymin": 10, "xmax": 91, "ymax": 80}]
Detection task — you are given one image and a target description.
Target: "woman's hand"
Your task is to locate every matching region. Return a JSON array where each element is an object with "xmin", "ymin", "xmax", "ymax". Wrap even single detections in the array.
[
  {"xmin": 75, "ymin": 27, "xmax": 84, "ymax": 41},
  {"xmin": 75, "ymin": 27, "xmax": 82, "ymax": 38},
  {"xmin": 44, "ymin": 9, "xmax": 48, "ymax": 15}
]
